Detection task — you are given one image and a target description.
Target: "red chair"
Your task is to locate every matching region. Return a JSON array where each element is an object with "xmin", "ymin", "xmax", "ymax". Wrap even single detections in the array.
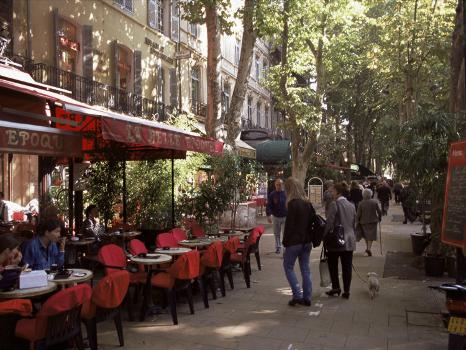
[
  {"xmin": 156, "ymin": 232, "xmax": 178, "ymax": 248},
  {"xmin": 238, "ymin": 227, "xmax": 263, "ymax": 270},
  {"xmin": 0, "ymin": 299, "xmax": 32, "ymax": 349},
  {"xmin": 183, "ymin": 218, "xmax": 206, "ymax": 238},
  {"xmin": 200, "ymin": 241, "xmax": 224, "ymax": 299},
  {"xmin": 230, "ymin": 233, "xmax": 259, "ymax": 288},
  {"xmin": 82, "ymin": 270, "xmax": 130, "ymax": 350},
  {"xmin": 171, "ymin": 228, "xmax": 188, "ymax": 242},
  {"xmin": 220, "ymin": 237, "xmax": 240, "ymax": 291},
  {"xmin": 99, "ymin": 244, "xmax": 146, "ymax": 321},
  {"xmin": 15, "ymin": 284, "xmax": 91, "ymax": 350},
  {"xmin": 150, "ymin": 250, "xmax": 202, "ymax": 325},
  {"xmin": 12, "ymin": 211, "xmax": 25, "ymax": 221}
]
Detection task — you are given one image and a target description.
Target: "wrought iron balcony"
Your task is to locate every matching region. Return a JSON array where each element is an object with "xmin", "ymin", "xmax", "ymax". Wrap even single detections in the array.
[
  {"xmin": 26, "ymin": 63, "xmax": 170, "ymax": 121},
  {"xmin": 190, "ymin": 99, "xmax": 207, "ymax": 118}
]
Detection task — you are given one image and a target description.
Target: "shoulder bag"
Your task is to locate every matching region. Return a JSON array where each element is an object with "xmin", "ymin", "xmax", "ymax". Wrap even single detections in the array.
[
  {"xmin": 324, "ymin": 201, "xmax": 346, "ymax": 249},
  {"xmin": 310, "ymin": 209, "xmax": 326, "ymax": 248},
  {"xmin": 319, "ymin": 248, "xmax": 331, "ymax": 287}
]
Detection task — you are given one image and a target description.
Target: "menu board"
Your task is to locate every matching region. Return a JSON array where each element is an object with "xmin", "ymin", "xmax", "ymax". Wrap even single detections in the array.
[{"xmin": 442, "ymin": 141, "xmax": 466, "ymax": 247}]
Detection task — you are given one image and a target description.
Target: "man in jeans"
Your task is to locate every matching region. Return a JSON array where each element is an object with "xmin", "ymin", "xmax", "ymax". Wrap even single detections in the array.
[{"xmin": 266, "ymin": 179, "xmax": 287, "ymax": 254}]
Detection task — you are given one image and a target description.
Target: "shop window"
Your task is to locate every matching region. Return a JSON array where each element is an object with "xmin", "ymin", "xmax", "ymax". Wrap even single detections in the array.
[
  {"xmin": 114, "ymin": 0, "xmax": 133, "ymax": 12},
  {"xmin": 148, "ymin": 0, "xmax": 164, "ymax": 33},
  {"xmin": 57, "ymin": 18, "xmax": 79, "ymax": 72}
]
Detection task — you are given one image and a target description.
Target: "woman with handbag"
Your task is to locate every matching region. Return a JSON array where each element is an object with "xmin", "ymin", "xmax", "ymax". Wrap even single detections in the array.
[
  {"xmin": 282, "ymin": 177, "xmax": 316, "ymax": 307},
  {"xmin": 324, "ymin": 182, "xmax": 356, "ymax": 299},
  {"xmin": 356, "ymin": 189, "xmax": 382, "ymax": 256}
]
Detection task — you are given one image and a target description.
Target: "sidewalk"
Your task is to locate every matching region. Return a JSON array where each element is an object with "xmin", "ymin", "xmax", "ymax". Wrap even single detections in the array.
[{"xmin": 98, "ymin": 203, "xmax": 449, "ymax": 350}]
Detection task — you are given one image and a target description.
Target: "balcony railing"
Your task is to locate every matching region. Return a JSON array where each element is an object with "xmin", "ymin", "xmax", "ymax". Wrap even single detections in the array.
[
  {"xmin": 26, "ymin": 63, "xmax": 170, "ymax": 121},
  {"xmin": 190, "ymin": 99, "xmax": 207, "ymax": 118}
]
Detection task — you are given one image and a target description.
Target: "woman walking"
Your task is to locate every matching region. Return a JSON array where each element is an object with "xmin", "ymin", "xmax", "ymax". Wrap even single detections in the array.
[
  {"xmin": 282, "ymin": 177, "xmax": 317, "ymax": 306},
  {"xmin": 349, "ymin": 180, "xmax": 363, "ymax": 210},
  {"xmin": 357, "ymin": 189, "xmax": 382, "ymax": 256},
  {"xmin": 324, "ymin": 182, "xmax": 357, "ymax": 299}
]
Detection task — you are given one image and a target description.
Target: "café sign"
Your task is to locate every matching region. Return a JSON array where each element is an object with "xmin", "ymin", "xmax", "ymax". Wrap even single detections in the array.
[
  {"xmin": 0, "ymin": 121, "xmax": 82, "ymax": 157},
  {"xmin": 101, "ymin": 118, "xmax": 223, "ymax": 156}
]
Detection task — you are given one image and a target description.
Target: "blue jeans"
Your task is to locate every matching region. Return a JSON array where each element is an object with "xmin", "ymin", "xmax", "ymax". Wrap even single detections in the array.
[
  {"xmin": 273, "ymin": 216, "xmax": 286, "ymax": 250},
  {"xmin": 283, "ymin": 243, "xmax": 312, "ymax": 300}
]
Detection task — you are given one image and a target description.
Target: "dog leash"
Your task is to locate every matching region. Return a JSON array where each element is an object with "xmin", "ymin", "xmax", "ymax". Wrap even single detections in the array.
[{"xmin": 352, "ymin": 264, "xmax": 368, "ymax": 284}]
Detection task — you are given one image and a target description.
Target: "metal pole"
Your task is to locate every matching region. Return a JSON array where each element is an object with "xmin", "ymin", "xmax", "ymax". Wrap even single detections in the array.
[
  {"xmin": 68, "ymin": 159, "xmax": 74, "ymax": 233},
  {"xmin": 171, "ymin": 151, "xmax": 175, "ymax": 228},
  {"xmin": 123, "ymin": 161, "xmax": 127, "ymax": 224}
]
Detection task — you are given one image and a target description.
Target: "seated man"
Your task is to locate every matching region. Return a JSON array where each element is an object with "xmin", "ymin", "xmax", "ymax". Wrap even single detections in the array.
[
  {"xmin": 22, "ymin": 219, "xmax": 65, "ymax": 270},
  {"xmin": 81, "ymin": 205, "xmax": 103, "ymax": 240}
]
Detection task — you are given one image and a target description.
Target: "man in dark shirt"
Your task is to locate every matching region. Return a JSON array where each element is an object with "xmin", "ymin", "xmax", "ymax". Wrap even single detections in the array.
[
  {"xmin": 376, "ymin": 181, "xmax": 392, "ymax": 216},
  {"xmin": 266, "ymin": 179, "xmax": 287, "ymax": 254}
]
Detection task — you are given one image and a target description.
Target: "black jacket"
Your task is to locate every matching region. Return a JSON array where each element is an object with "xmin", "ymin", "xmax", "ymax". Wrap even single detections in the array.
[{"xmin": 283, "ymin": 199, "xmax": 316, "ymax": 247}]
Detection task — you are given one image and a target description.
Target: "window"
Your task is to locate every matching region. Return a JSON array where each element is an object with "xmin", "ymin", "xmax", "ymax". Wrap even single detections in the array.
[
  {"xmin": 264, "ymin": 106, "xmax": 269, "ymax": 128},
  {"xmin": 222, "ymin": 83, "xmax": 230, "ymax": 115},
  {"xmin": 114, "ymin": 0, "xmax": 133, "ymax": 12},
  {"xmin": 263, "ymin": 59, "xmax": 268, "ymax": 79},
  {"xmin": 171, "ymin": 0, "xmax": 180, "ymax": 41},
  {"xmin": 234, "ymin": 39, "xmax": 240, "ymax": 65},
  {"xmin": 255, "ymin": 55, "xmax": 260, "ymax": 81},
  {"xmin": 190, "ymin": 22, "xmax": 199, "ymax": 38},
  {"xmin": 57, "ymin": 18, "xmax": 78, "ymax": 73},
  {"xmin": 247, "ymin": 97, "xmax": 253, "ymax": 121},
  {"xmin": 191, "ymin": 66, "xmax": 200, "ymax": 110},
  {"xmin": 117, "ymin": 46, "xmax": 132, "ymax": 90},
  {"xmin": 256, "ymin": 102, "xmax": 261, "ymax": 126},
  {"xmin": 148, "ymin": 0, "xmax": 164, "ymax": 33}
]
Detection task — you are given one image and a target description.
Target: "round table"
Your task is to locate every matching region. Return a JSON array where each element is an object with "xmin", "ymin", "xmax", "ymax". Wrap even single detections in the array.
[
  {"xmin": 130, "ymin": 253, "xmax": 172, "ymax": 265},
  {"xmin": 67, "ymin": 238, "xmax": 96, "ymax": 246},
  {"xmin": 49, "ymin": 268, "xmax": 93, "ymax": 286},
  {"xmin": 207, "ymin": 235, "xmax": 229, "ymax": 242},
  {"xmin": 0, "ymin": 281, "xmax": 57, "ymax": 299},
  {"xmin": 129, "ymin": 253, "xmax": 172, "ymax": 321},
  {"xmin": 217, "ymin": 231, "xmax": 246, "ymax": 237},
  {"xmin": 154, "ymin": 247, "xmax": 191, "ymax": 256},
  {"xmin": 178, "ymin": 239, "xmax": 212, "ymax": 249}
]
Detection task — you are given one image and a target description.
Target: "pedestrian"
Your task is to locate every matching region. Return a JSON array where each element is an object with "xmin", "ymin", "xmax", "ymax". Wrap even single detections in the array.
[
  {"xmin": 393, "ymin": 181, "xmax": 403, "ymax": 204},
  {"xmin": 349, "ymin": 180, "xmax": 363, "ymax": 210},
  {"xmin": 356, "ymin": 189, "xmax": 382, "ymax": 256},
  {"xmin": 322, "ymin": 180, "xmax": 334, "ymax": 219},
  {"xmin": 341, "ymin": 181, "xmax": 351, "ymax": 201},
  {"xmin": 400, "ymin": 183, "xmax": 416, "ymax": 224},
  {"xmin": 282, "ymin": 177, "xmax": 316, "ymax": 306},
  {"xmin": 376, "ymin": 181, "xmax": 392, "ymax": 216},
  {"xmin": 266, "ymin": 178, "xmax": 287, "ymax": 254},
  {"xmin": 324, "ymin": 182, "xmax": 357, "ymax": 299}
]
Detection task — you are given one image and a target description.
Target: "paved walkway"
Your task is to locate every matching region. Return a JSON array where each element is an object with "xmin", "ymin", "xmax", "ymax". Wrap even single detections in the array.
[{"xmin": 98, "ymin": 202, "xmax": 449, "ymax": 350}]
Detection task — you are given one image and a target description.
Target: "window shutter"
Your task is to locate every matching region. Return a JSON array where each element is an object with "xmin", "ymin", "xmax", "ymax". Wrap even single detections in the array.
[
  {"xmin": 169, "ymin": 68, "xmax": 177, "ymax": 108},
  {"xmin": 133, "ymin": 50, "xmax": 142, "ymax": 96},
  {"xmin": 82, "ymin": 25, "xmax": 93, "ymax": 80},
  {"xmin": 148, "ymin": 0, "xmax": 156, "ymax": 29},
  {"xmin": 170, "ymin": 0, "xmax": 179, "ymax": 41},
  {"xmin": 157, "ymin": 66, "xmax": 164, "ymax": 103},
  {"xmin": 111, "ymin": 40, "xmax": 120, "ymax": 88}
]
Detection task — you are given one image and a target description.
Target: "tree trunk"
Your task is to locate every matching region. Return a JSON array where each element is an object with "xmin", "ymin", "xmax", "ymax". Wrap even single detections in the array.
[
  {"xmin": 205, "ymin": 5, "xmax": 222, "ymax": 138},
  {"xmin": 224, "ymin": 0, "xmax": 257, "ymax": 146},
  {"xmin": 449, "ymin": 1, "xmax": 464, "ymax": 113}
]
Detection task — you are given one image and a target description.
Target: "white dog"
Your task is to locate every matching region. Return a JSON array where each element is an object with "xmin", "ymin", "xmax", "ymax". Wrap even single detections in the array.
[{"xmin": 367, "ymin": 272, "xmax": 380, "ymax": 299}]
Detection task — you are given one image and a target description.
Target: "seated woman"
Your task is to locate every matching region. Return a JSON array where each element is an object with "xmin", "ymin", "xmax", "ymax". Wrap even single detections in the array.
[
  {"xmin": 0, "ymin": 234, "xmax": 22, "ymax": 268},
  {"xmin": 22, "ymin": 219, "xmax": 65, "ymax": 270},
  {"xmin": 82, "ymin": 205, "xmax": 103, "ymax": 240}
]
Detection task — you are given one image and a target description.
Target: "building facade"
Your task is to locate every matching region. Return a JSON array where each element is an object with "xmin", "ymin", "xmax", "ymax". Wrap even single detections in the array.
[{"xmin": 1, "ymin": 0, "xmax": 284, "ymax": 203}]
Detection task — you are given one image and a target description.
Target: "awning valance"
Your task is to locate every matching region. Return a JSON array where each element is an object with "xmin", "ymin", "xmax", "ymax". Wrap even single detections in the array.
[
  {"xmin": 0, "ymin": 120, "xmax": 82, "ymax": 157},
  {"xmin": 0, "ymin": 64, "xmax": 223, "ymax": 158}
]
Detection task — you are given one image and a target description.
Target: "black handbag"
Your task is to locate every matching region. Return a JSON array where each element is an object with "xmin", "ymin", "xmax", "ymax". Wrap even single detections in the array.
[
  {"xmin": 310, "ymin": 212, "xmax": 326, "ymax": 248},
  {"xmin": 324, "ymin": 201, "xmax": 346, "ymax": 249}
]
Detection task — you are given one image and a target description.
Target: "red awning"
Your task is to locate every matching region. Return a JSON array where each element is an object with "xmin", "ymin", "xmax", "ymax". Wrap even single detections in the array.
[
  {"xmin": 0, "ymin": 120, "xmax": 82, "ymax": 157},
  {"xmin": 0, "ymin": 64, "xmax": 223, "ymax": 158}
]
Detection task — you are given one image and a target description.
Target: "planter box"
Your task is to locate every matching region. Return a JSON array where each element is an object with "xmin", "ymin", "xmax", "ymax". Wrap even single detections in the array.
[
  {"xmin": 424, "ymin": 255, "xmax": 445, "ymax": 277},
  {"xmin": 411, "ymin": 233, "xmax": 429, "ymax": 256}
]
